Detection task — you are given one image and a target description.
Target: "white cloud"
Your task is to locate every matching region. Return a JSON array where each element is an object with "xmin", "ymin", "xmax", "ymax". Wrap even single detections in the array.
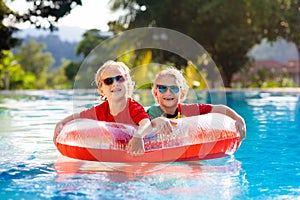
[
  {"xmin": 5, "ymin": 0, "xmax": 123, "ymax": 31},
  {"xmin": 58, "ymin": 0, "xmax": 121, "ymax": 31}
]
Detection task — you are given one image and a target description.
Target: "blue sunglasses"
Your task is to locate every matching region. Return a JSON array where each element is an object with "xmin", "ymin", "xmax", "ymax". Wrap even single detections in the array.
[{"xmin": 156, "ymin": 84, "xmax": 180, "ymax": 94}]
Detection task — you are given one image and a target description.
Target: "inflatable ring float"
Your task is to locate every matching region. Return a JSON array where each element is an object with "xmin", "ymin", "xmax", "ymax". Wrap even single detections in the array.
[{"xmin": 55, "ymin": 113, "xmax": 243, "ymax": 162}]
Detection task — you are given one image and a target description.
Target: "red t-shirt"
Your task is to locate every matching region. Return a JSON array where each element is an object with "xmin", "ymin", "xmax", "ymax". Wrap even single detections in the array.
[
  {"xmin": 80, "ymin": 98, "xmax": 149, "ymax": 126},
  {"xmin": 179, "ymin": 103, "xmax": 213, "ymax": 117}
]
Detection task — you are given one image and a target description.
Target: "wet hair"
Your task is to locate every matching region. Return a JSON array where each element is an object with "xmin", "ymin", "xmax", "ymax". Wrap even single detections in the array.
[
  {"xmin": 152, "ymin": 67, "xmax": 189, "ymax": 102},
  {"xmin": 95, "ymin": 60, "xmax": 135, "ymax": 100}
]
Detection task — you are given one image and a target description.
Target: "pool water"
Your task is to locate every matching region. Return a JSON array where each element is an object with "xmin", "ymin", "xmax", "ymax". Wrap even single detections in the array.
[{"xmin": 0, "ymin": 90, "xmax": 299, "ymax": 199}]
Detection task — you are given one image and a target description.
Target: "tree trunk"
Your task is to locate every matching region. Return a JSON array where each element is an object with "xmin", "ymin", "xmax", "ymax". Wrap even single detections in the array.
[
  {"xmin": 5, "ymin": 71, "xmax": 10, "ymax": 90},
  {"xmin": 221, "ymin": 70, "xmax": 232, "ymax": 88}
]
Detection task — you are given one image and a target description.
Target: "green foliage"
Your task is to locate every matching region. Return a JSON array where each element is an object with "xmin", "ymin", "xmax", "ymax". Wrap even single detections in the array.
[
  {"xmin": 2, "ymin": 0, "xmax": 300, "ymax": 89},
  {"xmin": 0, "ymin": 35, "xmax": 82, "ymax": 89},
  {"xmin": 15, "ymin": 40, "xmax": 55, "ymax": 88},
  {"xmin": 272, "ymin": 0, "xmax": 300, "ymax": 44},
  {"xmin": 0, "ymin": 0, "xmax": 20, "ymax": 56},
  {"xmin": 21, "ymin": 34, "xmax": 81, "ymax": 69},
  {"xmin": 76, "ymin": 29, "xmax": 110, "ymax": 57},
  {"xmin": 16, "ymin": 0, "xmax": 82, "ymax": 31},
  {"xmin": 47, "ymin": 59, "xmax": 71, "ymax": 89},
  {"xmin": 16, "ymin": 73, "xmax": 36, "ymax": 89},
  {"xmin": 16, "ymin": 40, "xmax": 54, "ymax": 74},
  {"xmin": 0, "ymin": 0, "xmax": 81, "ymax": 53},
  {"xmin": 0, "ymin": 50, "xmax": 35, "ymax": 89},
  {"xmin": 64, "ymin": 61, "xmax": 81, "ymax": 81},
  {"xmin": 109, "ymin": 0, "xmax": 300, "ymax": 87}
]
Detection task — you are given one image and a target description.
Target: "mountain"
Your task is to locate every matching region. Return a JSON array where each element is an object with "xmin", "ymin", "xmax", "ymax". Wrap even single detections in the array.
[
  {"xmin": 19, "ymin": 34, "xmax": 83, "ymax": 69},
  {"xmin": 13, "ymin": 26, "xmax": 87, "ymax": 69},
  {"xmin": 13, "ymin": 26, "xmax": 115, "ymax": 69},
  {"xmin": 248, "ymin": 38, "xmax": 298, "ymax": 63},
  {"xmin": 14, "ymin": 26, "xmax": 86, "ymax": 42},
  {"xmin": 13, "ymin": 26, "xmax": 117, "ymax": 70},
  {"xmin": 14, "ymin": 26, "xmax": 299, "ymax": 69}
]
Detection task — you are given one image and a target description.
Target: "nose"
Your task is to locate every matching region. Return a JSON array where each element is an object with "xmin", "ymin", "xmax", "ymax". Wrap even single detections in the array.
[
  {"xmin": 165, "ymin": 88, "xmax": 172, "ymax": 94},
  {"xmin": 111, "ymin": 79, "xmax": 118, "ymax": 86}
]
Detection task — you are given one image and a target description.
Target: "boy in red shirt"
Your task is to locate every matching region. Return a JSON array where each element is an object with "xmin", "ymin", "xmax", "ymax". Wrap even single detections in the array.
[{"xmin": 147, "ymin": 67, "xmax": 246, "ymax": 141}]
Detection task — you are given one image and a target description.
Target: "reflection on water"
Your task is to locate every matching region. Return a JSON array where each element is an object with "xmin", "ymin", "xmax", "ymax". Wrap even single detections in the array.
[
  {"xmin": 0, "ymin": 89, "xmax": 300, "ymax": 199},
  {"xmin": 53, "ymin": 156, "xmax": 247, "ymax": 199}
]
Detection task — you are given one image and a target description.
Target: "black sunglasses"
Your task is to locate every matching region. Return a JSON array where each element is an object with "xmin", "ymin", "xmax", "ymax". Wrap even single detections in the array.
[
  {"xmin": 101, "ymin": 74, "xmax": 127, "ymax": 86},
  {"xmin": 156, "ymin": 84, "xmax": 180, "ymax": 94}
]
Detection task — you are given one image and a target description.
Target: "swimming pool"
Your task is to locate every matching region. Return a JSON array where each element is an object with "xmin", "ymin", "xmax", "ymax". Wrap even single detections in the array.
[{"xmin": 0, "ymin": 90, "xmax": 299, "ymax": 199}]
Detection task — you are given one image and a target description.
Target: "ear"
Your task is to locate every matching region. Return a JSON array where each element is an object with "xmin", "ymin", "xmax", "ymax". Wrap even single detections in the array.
[
  {"xmin": 153, "ymin": 88, "xmax": 158, "ymax": 99},
  {"xmin": 98, "ymin": 86, "xmax": 104, "ymax": 96},
  {"xmin": 180, "ymin": 91, "xmax": 185, "ymax": 99},
  {"xmin": 152, "ymin": 88, "xmax": 160, "ymax": 103}
]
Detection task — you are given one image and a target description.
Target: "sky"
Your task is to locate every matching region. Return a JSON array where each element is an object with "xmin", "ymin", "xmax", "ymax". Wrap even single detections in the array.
[{"xmin": 6, "ymin": 0, "xmax": 123, "ymax": 31}]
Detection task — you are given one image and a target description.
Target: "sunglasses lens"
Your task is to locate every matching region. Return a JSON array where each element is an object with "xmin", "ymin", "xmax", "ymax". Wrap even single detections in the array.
[
  {"xmin": 158, "ymin": 88, "xmax": 167, "ymax": 93},
  {"xmin": 170, "ymin": 86, "xmax": 179, "ymax": 93},
  {"xmin": 103, "ymin": 77, "xmax": 114, "ymax": 85},
  {"xmin": 116, "ymin": 75, "xmax": 125, "ymax": 83},
  {"xmin": 157, "ymin": 85, "xmax": 167, "ymax": 93}
]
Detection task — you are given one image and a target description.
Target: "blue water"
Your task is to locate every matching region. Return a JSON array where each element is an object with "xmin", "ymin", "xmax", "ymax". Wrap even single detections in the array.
[{"xmin": 0, "ymin": 90, "xmax": 299, "ymax": 199}]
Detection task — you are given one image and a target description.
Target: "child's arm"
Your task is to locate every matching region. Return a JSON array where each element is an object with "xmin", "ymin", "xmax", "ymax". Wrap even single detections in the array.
[
  {"xmin": 53, "ymin": 113, "xmax": 80, "ymax": 145},
  {"xmin": 151, "ymin": 117, "xmax": 177, "ymax": 135},
  {"xmin": 126, "ymin": 118, "xmax": 152, "ymax": 156},
  {"xmin": 211, "ymin": 105, "xmax": 246, "ymax": 141}
]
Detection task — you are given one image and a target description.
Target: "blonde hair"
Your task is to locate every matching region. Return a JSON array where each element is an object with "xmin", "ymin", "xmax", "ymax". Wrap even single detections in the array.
[
  {"xmin": 152, "ymin": 67, "xmax": 189, "ymax": 102},
  {"xmin": 95, "ymin": 60, "xmax": 135, "ymax": 100}
]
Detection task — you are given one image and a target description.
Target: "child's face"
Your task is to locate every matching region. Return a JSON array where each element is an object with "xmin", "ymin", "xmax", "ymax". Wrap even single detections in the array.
[
  {"xmin": 99, "ymin": 66, "xmax": 127, "ymax": 101},
  {"xmin": 154, "ymin": 75, "xmax": 181, "ymax": 111}
]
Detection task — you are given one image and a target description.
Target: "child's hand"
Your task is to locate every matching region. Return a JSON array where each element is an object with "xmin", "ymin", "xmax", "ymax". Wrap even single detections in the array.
[
  {"xmin": 53, "ymin": 113, "xmax": 79, "ymax": 146},
  {"xmin": 151, "ymin": 117, "xmax": 177, "ymax": 135},
  {"xmin": 127, "ymin": 136, "xmax": 145, "ymax": 156}
]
